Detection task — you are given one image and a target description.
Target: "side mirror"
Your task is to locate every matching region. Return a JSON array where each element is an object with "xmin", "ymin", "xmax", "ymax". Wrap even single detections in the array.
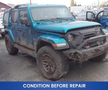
[{"xmin": 20, "ymin": 17, "xmax": 30, "ymax": 27}]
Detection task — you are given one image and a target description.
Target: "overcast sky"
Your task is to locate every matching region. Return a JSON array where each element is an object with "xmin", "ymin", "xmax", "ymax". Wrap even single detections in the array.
[{"xmin": 0, "ymin": 0, "xmax": 108, "ymax": 6}]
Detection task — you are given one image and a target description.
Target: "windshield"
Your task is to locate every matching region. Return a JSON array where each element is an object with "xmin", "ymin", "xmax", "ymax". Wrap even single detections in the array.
[{"xmin": 30, "ymin": 6, "xmax": 72, "ymax": 21}]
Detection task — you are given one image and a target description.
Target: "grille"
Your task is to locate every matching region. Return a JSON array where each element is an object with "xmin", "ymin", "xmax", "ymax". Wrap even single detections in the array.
[
  {"xmin": 83, "ymin": 39, "xmax": 106, "ymax": 49},
  {"xmin": 84, "ymin": 33, "xmax": 95, "ymax": 40}
]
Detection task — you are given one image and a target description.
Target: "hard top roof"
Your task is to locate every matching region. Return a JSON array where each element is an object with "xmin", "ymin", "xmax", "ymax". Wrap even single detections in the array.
[
  {"xmin": 4, "ymin": 4, "xmax": 66, "ymax": 13},
  {"xmin": 14, "ymin": 4, "xmax": 66, "ymax": 9}
]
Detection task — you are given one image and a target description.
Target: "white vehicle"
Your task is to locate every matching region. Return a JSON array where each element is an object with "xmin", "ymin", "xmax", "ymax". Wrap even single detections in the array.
[{"xmin": 0, "ymin": 11, "xmax": 5, "ymax": 37}]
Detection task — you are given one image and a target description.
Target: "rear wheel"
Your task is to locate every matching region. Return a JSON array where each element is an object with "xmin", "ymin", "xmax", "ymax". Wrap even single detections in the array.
[
  {"xmin": 90, "ymin": 52, "xmax": 107, "ymax": 61},
  {"xmin": 5, "ymin": 34, "xmax": 18, "ymax": 55},
  {"xmin": 37, "ymin": 46, "xmax": 69, "ymax": 80}
]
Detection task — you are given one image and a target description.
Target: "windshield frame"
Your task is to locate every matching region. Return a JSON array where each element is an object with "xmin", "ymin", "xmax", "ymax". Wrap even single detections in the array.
[{"xmin": 30, "ymin": 6, "xmax": 73, "ymax": 21}]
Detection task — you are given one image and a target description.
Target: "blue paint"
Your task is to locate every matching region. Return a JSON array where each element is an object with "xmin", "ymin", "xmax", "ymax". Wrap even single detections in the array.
[
  {"xmin": 36, "ymin": 21, "xmax": 100, "ymax": 33},
  {"xmin": 100, "ymin": 17, "xmax": 108, "ymax": 28},
  {"xmin": 38, "ymin": 35, "xmax": 66, "ymax": 44},
  {"xmin": 102, "ymin": 29, "xmax": 108, "ymax": 34},
  {"xmin": 5, "ymin": 29, "xmax": 15, "ymax": 41}
]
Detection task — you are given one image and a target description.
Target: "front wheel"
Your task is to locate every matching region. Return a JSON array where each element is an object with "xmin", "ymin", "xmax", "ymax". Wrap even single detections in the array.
[{"xmin": 37, "ymin": 46, "xmax": 69, "ymax": 80}]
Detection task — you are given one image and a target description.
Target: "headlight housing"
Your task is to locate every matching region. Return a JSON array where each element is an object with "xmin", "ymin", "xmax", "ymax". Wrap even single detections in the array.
[
  {"xmin": 95, "ymin": 27, "xmax": 103, "ymax": 35},
  {"xmin": 67, "ymin": 34, "xmax": 74, "ymax": 42}
]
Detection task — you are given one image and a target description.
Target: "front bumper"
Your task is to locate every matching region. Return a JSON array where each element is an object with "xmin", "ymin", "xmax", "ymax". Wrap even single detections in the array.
[{"xmin": 63, "ymin": 35, "xmax": 108, "ymax": 61}]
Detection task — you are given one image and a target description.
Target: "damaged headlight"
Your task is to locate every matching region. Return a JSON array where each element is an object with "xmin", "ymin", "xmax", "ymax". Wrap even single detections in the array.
[
  {"xmin": 96, "ymin": 30, "xmax": 101, "ymax": 35},
  {"xmin": 67, "ymin": 34, "xmax": 74, "ymax": 42},
  {"xmin": 95, "ymin": 27, "xmax": 103, "ymax": 35}
]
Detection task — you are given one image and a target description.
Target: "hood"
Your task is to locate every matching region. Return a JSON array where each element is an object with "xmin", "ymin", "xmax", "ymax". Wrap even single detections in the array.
[{"xmin": 36, "ymin": 21, "xmax": 101, "ymax": 33}]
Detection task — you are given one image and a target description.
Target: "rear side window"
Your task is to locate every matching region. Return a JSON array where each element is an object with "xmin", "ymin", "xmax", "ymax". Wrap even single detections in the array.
[
  {"xmin": 19, "ymin": 10, "xmax": 28, "ymax": 25},
  {"xmin": 4, "ymin": 12, "xmax": 9, "ymax": 24},
  {"xmin": 11, "ymin": 10, "xmax": 18, "ymax": 23}
]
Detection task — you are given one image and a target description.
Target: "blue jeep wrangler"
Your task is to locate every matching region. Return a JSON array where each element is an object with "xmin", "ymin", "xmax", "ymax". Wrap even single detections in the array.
[{"xmin": 3, "ymin": 4, "xmax": 108, "ymax": 80}]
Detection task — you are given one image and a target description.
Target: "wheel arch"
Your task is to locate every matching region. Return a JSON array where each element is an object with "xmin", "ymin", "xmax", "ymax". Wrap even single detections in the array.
[
  {"xmin": 5, "ymin": 29, "xmax": 15, "ymax": 42},
  {"xmin": 36, "ymin": 35, "xmax": 69, "ymax": 52},
  {"xmin": 36, "ymin": 39, "xmax": 53, "ymax": 53}
]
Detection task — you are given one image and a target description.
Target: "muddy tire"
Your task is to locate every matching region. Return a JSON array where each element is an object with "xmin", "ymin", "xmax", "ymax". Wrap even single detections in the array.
[
  {"xmin": 5, "ymin": 34, "xmax": 18, "ymax": 55},
  {"xmin": 90, "ymin": 52, "xmax": 107, "ymax": 61},
  {"xmin": 37, "ymin": 46, "xmax": 69, "ymax": 80}
]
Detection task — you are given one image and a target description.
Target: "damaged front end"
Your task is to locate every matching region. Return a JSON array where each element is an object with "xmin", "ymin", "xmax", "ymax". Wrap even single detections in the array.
[{"xmin": 63, "ymin": 26, "xmax": 108, "ymax": 61}]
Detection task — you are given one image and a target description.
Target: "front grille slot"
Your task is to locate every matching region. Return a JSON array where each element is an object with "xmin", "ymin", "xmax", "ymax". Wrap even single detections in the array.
[
  {"xmin": 84, "ymin": 33, "xmax": 95, "ymax": 39},
  {"xmin": 83, "ymin": 39, "xmax": 106, "ymax": 49}
]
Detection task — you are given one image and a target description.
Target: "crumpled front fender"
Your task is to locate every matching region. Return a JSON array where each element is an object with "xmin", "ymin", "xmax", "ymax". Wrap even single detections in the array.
[{"xmin": 36, "ymin": 34, "xmax": 69, "ymax": 50}]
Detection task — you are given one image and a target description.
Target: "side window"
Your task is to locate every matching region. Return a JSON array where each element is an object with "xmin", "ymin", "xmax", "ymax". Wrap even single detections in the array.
[
  {"xmin": 19, "ymin": 10, "xmax": 28, "ymax": 25},
  {"xmin": 11, "ymin": 10, "xmax": 18, "ymax": 23},
  {"xmin": 4, "ymin": 12, "xmax": 9, "ymax": 24},
  {"xmin": 97, "ymin": 11, "xmax": 104, "ymax": 20},
  {"xmin": 87, "ymin": 12, "xmax": 95, "ymax": 19}
]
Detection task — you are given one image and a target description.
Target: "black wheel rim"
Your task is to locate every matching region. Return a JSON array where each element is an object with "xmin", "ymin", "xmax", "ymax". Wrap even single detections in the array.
[
  {"xmin": 5, "ymin": 38, "xmax": 11, "ymax": 52},
  {"xmin": 41, "ymin": 54, "xmax": 56, "ymax": 74}
]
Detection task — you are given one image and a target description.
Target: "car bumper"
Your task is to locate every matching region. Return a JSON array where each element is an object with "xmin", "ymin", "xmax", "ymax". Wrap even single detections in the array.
[{"xmin": 63, "ymin": 35, "xmax": 108, "ymax": 61}]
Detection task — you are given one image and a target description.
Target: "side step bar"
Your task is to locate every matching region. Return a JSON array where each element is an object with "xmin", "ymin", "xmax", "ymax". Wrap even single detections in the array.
[{"xmin": 14, "ymin": 44, "xmax": 37, "ymax": 58}]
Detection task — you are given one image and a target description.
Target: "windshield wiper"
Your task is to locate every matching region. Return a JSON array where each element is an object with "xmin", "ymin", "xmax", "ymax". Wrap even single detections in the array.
[
  {"xmin": 36, "ymin": 17, "xmax": 72, "ymax": 22},
  {"xmin": 36, "ymin": 19, "xmax": 55, "ymax": 22},
  {"xmin": 51, "ymin": 17, "xmax": 72, "ymax": 20},
  {"xmin": 51, "ymin": 18, "xmax": 65, "ymax": 20},
  {"xmin": 39, "ymin": 19, "xmax": 51, "ymax": 21}
]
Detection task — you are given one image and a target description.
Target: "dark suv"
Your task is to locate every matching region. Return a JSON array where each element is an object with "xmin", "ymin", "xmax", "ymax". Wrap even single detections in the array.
[{"xmin": 3, "ymin": 4, "xmax": 108, "ymax": 80}]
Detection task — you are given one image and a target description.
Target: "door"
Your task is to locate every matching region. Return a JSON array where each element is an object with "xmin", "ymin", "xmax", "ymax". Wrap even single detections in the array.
[
  {"xmin": 10, "ymin": 10, "xmax": 19, "ymax": 42},
  {"xmin": 96, "ymin": 11, "xmax": 104, "ymax": 23},
  {"xmin": 17, "ymin": 9, "xmax": 33, "ymax": 49},
  {"xmin": 86, "ymin": 11, "xmax": 95, "ymax": 21}
]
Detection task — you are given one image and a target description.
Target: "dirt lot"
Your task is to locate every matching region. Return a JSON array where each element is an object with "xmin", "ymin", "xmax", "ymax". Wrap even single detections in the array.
[{"xmin": 0, "ymin": 35, "xmax": 108, "ymax": 81}]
